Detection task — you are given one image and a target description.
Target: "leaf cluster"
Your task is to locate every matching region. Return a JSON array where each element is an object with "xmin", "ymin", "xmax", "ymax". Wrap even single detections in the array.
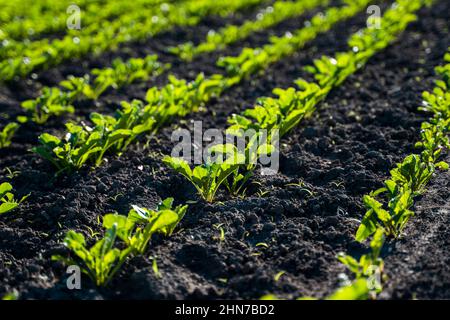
[
  {"xmin": 53, "ymin": 198, "xmax": 186, "ymax": 286},
  {"xmin": 0, "ymin": 182, "xmax": 28, "ymax": 215}
]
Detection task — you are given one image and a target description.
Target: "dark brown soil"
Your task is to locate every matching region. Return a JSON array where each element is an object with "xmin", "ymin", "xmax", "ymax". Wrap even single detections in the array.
[{"xmin": 0, "ymin": 0, "xmax": 449, "ymax": 300}]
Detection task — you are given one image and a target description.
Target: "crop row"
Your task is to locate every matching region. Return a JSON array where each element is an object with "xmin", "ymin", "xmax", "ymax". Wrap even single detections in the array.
[
  {"xmin": 216, "ymin": 0, "xmax": 373, "ymax": 83},
  {"xmin": 0, "ymin": 55, "xmax": 168, "ymax": 152},
  {"xmin": 3, "ymin": 0, "xmax": 329, "ymax": 131},
  {"xmin": 340, "ymin": 45, "xmax": 450, "ymax": 298},
  {"xmin": 313, "ymin": 1, "xmax": 450, "ymax": 300},
  {"xmin": 169, "ymin": 0, "xmax": 330, "ymax": 61},
  {"xmin": 309, "ymin": 1, "xmax": 450, "ymax": 301},
  {"xmin": 0, "ymin": 0, "xmax": 171, "ymax": 42},
  {"xmin": 0, "ymin": 0, "xmax": 91, "ymax": 23},
  {"xmin": 0, "ymin": 0, "xmax": 190, "ymax": 60},
  {"xmin": 251, "ymin": 0, "xmax": 438, "ymax": 300},
  {"xmin": 0, "ymin": 0, "xmax": 265, "ymax": 81},
  {"xmin": 29, "ymin": 0, "xmax": 371, "ymax": 175}
]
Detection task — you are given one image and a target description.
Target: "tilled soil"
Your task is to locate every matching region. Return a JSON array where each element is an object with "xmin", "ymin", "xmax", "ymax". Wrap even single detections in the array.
[{"xmin": 0, "ymin": 0, "xmax": 449, "ymax": 299}]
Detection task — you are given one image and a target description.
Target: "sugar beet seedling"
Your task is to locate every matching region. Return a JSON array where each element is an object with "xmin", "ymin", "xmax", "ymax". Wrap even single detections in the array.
[
  {"xmin": 53, "ymin": 198, "xmax": 187, "ymax": 286},
  {"xmin": 356, "ymin": 47, "xmax": 450, "ymax": 242}
]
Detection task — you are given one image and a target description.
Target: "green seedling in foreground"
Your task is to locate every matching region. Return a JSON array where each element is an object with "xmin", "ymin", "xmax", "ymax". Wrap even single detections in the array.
[
  {"xmin": 215, "ymin": 133, "xmax": 276, "ymax": 198},
  {"xmin": 103, "ymin": 198, "xmax": 187, "ymax": 254},
  {"xmin": 324, "ymin": 279, "xmax": 371, "ymax": 300},
  {"xmin": 53, "ymin": 224, "xmax": 132, "ymax": 287},
  {"xmin": 338, "ymin": 228, "xmax": 385, "ymax": 295},
  {"xmin": 0, "ymin": 182, "xmax": 28, "ymax": 215},
  {"xmin": 53, "ymin": 198, "xmax": 186, "ymax": 286},
  {"xmin": 300, "ymin": 230, "xmax": 385, "ymax": 300},
  {"xmin": 300, "ymin": 279, "xmax": 371, "ymax": 300}
]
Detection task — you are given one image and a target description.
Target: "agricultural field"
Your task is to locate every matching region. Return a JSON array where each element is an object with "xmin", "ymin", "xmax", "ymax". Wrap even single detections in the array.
[{"xmin": 0, "ymin": 0, "xmax": 449, "ymax": 303}]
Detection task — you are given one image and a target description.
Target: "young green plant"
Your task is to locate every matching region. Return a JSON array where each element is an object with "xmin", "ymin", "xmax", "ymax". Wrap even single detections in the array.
[
  {"xmin": 163, "ymin": 144, "xmax": 245, "ymax": 202},
  {"xmin": 33, "ymin": 100, "xmax": 155, "ymax": 173},
  {"xmin": 338, "ymin": 228, "xmax": 385, "ymax": 296},
  {"xmin": 53, "ymin": 198, "xmax": 187, "ymax": 286},
  {"xmin": 103, "ymin": 198, "xmax": 187, "ymax": 254},
  {"xmin": 52, "ymin": 224, "xmax": 133, "ymax": 287},
  {"xmin": 0, "ymin": 182, "xmax": 28, "ymax": 215}
]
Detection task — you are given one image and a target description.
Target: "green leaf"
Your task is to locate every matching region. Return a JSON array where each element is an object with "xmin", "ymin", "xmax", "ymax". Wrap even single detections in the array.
[
  {"xmin": 370, "ymin": 228, "xmax": 385, "ymax": 258},
  {"xmin": 0, "ymin": 122, "xmax": 19, "ymax": 148},
  {"xmin": 39, "ymin": 133, "xmax": 61, "ymax": 147},
  {"xmin": 337, "ymin": 253, "xmax": 360, "ymax": 275},
  {"xmin": 158, "ymin": 197, "xmax": 174, "ymax": 210},
  {"xmin": 103, "ymin": 214, "xmax": 133, "ymax": 243},
  {"xmin": 0, "ymin": 202, "xmax": 18, "ymax": 215},
  {"xmin": 364, "ymin": 195, "xmax": 391, "ymax": 223},
  {"xmin": 436, "ymin": 161, "xmax": 449, "ymax": 170},
  {"xmin": 0, "ymin": 182, "xmax": 13, "ymax": 197},
  {"xmin": 149, "ymin": 210, "xmax": 179, "ymax": 234},
  {"xmin": 326, "ymin": 279, "xmax": 369, "ymax": 300},
  {"xmin": 355, "ymin": 208, "xmax": 378, "ymax": 242},
  {"xmin": 163, "ymin": 156, "xmax": 193, "ymax": 179}
]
